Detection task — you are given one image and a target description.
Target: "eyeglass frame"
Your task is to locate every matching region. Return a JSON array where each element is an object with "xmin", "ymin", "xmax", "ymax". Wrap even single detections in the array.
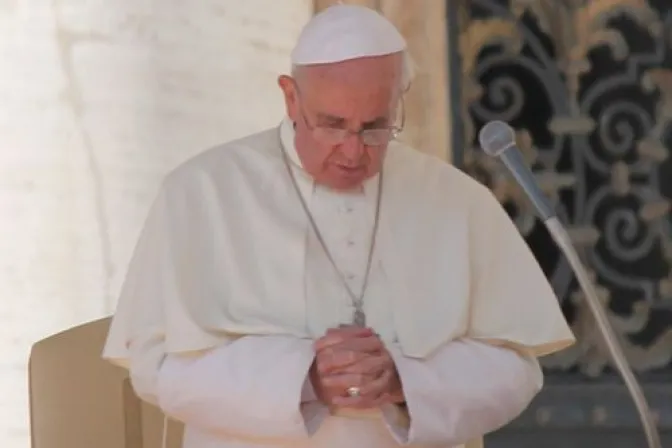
[{"xmin": 291, "ymin": 81, "xmax": 406, "ymax": 147}]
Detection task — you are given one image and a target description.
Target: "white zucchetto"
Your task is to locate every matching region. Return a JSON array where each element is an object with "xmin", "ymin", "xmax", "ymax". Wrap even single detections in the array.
[{"xmin": 290, "ymin": 4, "xmax": 407, "ymax": 66}]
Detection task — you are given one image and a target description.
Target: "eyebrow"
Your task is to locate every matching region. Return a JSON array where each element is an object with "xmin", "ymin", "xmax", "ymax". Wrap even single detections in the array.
[{"xmin": 315, "ymin": 113, "xmax": 389, "ymax": 129}]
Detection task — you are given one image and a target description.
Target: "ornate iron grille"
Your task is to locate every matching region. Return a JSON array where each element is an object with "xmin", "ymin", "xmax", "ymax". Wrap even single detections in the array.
[{"xmin": 446, "ymin": 0, "xmax": 672, "ymax": 445}]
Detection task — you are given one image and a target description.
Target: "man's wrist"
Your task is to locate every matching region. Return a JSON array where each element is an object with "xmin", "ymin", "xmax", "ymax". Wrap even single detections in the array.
[
  {"xmin": 302, "ymin": 360, "xmax": 320, "ymax": 403},
  {"xmin": 307, "ymin": 360, "xmax": 328, "ymax": 404},
  {"xmin": 390, "ymin": 368, "xmax": 405, "ymax": 403},
  {"xmin": 301, "ymin": 375, "xmax": 317, "ymax": 402}
]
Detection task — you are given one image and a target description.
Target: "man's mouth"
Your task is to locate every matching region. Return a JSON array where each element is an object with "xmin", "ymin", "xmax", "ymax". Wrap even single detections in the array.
[
  {"xmin": 336, "ymin": 161, "xmax": 363, "ymax": 169},
  {"xmin": 336, "ymin": 164, "xmax": 364, "ymax": 174}
]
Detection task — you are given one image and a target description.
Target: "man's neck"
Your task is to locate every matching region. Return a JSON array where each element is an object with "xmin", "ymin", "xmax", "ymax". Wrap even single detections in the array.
[{"xmin": 316, "ymin": 182, "xmax": 366, "ymax": 195}]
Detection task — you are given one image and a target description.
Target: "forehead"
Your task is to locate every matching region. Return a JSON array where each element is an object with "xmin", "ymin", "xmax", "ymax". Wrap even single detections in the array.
[{"xmin": 298, "ymin": 56, "xmax": 401, "ymax": 120}]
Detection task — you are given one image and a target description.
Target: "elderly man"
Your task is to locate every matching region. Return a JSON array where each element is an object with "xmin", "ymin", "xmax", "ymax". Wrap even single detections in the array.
[{"xmin": 103, "ymin": 4, "xmax": 575, "ymax": 448}]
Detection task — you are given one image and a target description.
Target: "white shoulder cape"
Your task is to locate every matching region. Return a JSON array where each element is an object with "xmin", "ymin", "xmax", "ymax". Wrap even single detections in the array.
[{"xmin": 103, "ymin": 122, "xmax": 574, "ymax": 367}]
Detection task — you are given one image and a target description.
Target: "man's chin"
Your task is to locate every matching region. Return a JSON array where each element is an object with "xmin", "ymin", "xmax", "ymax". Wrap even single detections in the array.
[{"xmin": 323, "ymin": 177, "xmax": 366, "ymax": 192}]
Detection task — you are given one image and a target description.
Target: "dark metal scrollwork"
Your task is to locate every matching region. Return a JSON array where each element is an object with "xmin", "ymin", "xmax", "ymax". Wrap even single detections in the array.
[{"xmin": 451, "ymin": 0, "xmax": 672, "ymax": 377}]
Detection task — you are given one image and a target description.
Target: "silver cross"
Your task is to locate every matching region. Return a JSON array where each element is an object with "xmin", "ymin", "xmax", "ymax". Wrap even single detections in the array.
[{"xmin": 353, "ymin": 308, "xmax": 366, "ymax": 327}]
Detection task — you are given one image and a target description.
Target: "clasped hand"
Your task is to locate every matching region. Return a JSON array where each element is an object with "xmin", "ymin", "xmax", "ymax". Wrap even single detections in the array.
[{"xmin": 309, "ymin": 326, "xmax": 404, "ymax": 409}]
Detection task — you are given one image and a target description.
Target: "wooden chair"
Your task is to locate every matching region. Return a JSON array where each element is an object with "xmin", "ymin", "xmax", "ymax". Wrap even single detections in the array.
[
  {"xmin": 28, "ymin": 318, "xmax": 487, "ymax": 448},
  {"xmin": 28, "ymin": 317, "xmax": 184, "ymax": 448}
]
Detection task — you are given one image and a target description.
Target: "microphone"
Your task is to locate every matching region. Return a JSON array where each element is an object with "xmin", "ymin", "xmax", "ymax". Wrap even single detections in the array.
[
  {"xmin": 479, "ymin": 121, "xmax": 555, "ymax": 220},
  {"xmin": 478, "ymin": 120, "xmax": 662, "ymax": 448}
]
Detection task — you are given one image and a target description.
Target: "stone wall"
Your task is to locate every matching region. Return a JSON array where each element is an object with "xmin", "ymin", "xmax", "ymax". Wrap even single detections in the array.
[{"xmin": 0, "ymin": 1, "xmax": 311, "ymax": 447}]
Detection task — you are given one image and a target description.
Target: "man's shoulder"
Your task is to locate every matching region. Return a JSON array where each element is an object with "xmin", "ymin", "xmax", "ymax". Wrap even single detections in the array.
[
  {"xmin": 164, "ymin": 125, "xmax": 282, "ymax": 186},
  {"xmin": 388, "ymin": 141, "xmax": 508, "ymax": 225},
  {"xmin": 177, "ymin": 126, "xmax": 280, "ymax": 172},
  {"xmin": 387, "ymin": 141, "xmax": 491, "ymax": 196}
]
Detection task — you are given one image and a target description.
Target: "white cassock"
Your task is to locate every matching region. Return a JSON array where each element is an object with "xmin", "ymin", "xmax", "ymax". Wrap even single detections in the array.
[{"xmin": 103, "ymin": 117, "xmax": 575, "ymax": 448}]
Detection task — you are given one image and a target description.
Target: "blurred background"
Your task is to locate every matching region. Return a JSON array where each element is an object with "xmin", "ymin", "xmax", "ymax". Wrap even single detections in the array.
[{"xmin": 1, "ymin": 1, "xmax": 670, "ymax": 447}]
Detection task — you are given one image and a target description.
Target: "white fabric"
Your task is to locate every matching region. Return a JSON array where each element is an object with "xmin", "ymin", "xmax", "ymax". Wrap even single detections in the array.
[
  {"xmin": 103, "ymin": 117, "xmax": 575, "ymax": 447},
  {"xmin": 290, "ymin": 5, "xmax": 406, "ymax": 66},
  {"xmin": 386, "ymin": 340, "xmax": 542, "ymax": 446},
  {"xmin": 103, "ymin": 118, "xmax": 574, "ymax": 364},
  {"xmin": 131, "ymin": 336, "xmax": 315, "ymax": 441},
  {"xmin": 280, "ymin": 120, "xmax": 397, "ymax": 338},
  {"xmin": 129, "ymin": 331, "xmax": 538, "ymax": 448}
]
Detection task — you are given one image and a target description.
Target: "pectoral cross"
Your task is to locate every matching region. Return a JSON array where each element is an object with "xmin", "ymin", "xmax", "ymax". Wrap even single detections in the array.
[{"xmin": 353, "ymin": 308, "xmax": 366, "ymax": 327}]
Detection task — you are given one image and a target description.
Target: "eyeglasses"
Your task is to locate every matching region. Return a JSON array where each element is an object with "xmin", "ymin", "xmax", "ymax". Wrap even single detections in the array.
[
  {"xmin": 310, "ymin": 125, "xmax": 403, "ymax": 146},
  {"xmin": 293, "ymin": 84, "xmax": 405, "ymax": 147}
]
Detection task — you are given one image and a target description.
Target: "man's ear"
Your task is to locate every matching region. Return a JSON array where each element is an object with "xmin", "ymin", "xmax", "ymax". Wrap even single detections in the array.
[{"xmin": 277, "ymin": 75, "xmax": 299, "ymax": 121}]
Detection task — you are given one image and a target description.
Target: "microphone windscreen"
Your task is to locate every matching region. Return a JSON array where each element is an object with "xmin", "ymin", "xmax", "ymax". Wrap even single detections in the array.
[{"xmin": 478, "ymin": 120, "xmax": 516, "ymax": 157}]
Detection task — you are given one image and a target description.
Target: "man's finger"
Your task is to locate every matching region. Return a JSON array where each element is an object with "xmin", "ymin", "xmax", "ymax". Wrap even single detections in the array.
[
  {"xmin": 357, "ymin": 368, "xmax": 393, "ymax": 398},
  {"xmin": 314, "ymin": 328, "xmax": 375, "ymax": 351},
  {"xmin": 320, "ymin": 372, "xmax": 369, "ymax": 389},
  {"xmin": 337, "ymin": 354, "xmax": 389, "ymax": 376},
  {"xmin": 327, "ymin": 325, "xmax": 368, "ymax": 334},
  {"xmin": 316, "ymin": 349, "xmax": 368, "ymax": 373},
  {"xmin": 327, "ymin": 370, "xmax": 390, "ymax": 409},
  {"xmin": 332, "ymin": 335, "xmax": 384, "ymax": 353}
]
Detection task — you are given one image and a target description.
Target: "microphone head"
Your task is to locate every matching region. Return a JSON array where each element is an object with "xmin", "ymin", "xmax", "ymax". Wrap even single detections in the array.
[{"xmin": 478, "ymin": 120, "xmax": 516, "ymax": 157}]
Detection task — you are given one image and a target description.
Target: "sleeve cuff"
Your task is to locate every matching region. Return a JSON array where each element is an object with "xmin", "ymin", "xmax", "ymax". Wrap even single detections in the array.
[
  {"xmin": 380, "ymin": 403, "xmax": 411, "ymax": 444},
  {"xmin": 300, "ymin": 401, "xmax": 330, "ymax": 436},
  {"xmin": 301, "ymin": 374, "xmax": 317, "ymax": 402},
  {"xmin": 299, "ymin": 364, "xmax": 327, "ymax": 436}
]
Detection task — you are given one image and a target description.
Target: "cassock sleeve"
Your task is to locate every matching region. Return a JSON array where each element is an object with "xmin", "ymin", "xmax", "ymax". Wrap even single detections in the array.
[
  {"xmin": 102, "ymin": 179, "xmax": 330, "ymax": 440},
  {"xmin": 380, "ymin": 340, "xmax": 541, "ymax": 446},
  {"xmin": 128, "ymin": 331, "xmax": 329, "ymax": 440}
]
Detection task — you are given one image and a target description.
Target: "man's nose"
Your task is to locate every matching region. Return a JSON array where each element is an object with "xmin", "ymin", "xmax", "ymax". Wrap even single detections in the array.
[{"xmin": 340, "ymin": 133, "xmax": 365, "ymax": 161}]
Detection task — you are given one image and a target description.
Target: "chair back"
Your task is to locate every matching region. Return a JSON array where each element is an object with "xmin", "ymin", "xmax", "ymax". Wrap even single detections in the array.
[{"xmin": 29, "ymin": 317, "xmax": 184, "ymax": 448}]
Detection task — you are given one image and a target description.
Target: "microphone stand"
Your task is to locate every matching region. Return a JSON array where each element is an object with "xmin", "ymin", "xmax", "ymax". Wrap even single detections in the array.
[
  {"xmin": 479, "ymin": 120, "xmax": 661, "ymax": 446},
  {"xmin": 544, "ymin": 218, "xmax": 662, "ymax": 448}
]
